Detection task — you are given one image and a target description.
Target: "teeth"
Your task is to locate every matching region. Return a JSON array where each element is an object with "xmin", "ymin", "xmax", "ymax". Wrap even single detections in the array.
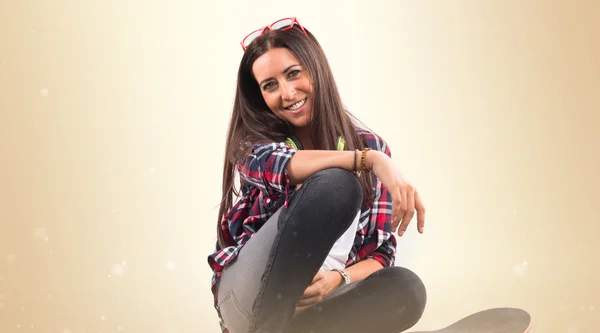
[{"xmin": 287, "ymin": 99, "xmax": 305, "ymax": 111}]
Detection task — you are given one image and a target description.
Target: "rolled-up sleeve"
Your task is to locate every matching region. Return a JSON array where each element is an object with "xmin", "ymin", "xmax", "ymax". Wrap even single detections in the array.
[{"xmin": 238, "ymin": 142, "xmax": 298, "ymax": 207}]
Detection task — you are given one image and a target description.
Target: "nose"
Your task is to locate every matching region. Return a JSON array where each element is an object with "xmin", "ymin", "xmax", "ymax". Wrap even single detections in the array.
[{"xmin": 280, "ymin": 82, "xmax": 296, "ymax": 101}]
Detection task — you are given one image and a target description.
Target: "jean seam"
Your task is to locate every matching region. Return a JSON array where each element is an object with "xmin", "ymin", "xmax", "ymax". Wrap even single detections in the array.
[{"xmin": 247, "ymin": 175, "xmax": 318, "ymax": 333}]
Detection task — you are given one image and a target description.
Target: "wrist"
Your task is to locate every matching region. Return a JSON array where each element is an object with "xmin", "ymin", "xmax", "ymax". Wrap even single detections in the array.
[
  {"xmin": 333, "ymin": 272, "xmax": 343, "ymax": 288},
  {"xmin": 364, "ymin": 149, "xmax": 382, "ymax": 171}
]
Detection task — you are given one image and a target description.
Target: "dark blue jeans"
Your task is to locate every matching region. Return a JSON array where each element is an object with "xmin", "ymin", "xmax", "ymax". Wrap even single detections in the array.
[{"xmin": 216, "ymin": 168, "xmax": 427, "ymax": 333}]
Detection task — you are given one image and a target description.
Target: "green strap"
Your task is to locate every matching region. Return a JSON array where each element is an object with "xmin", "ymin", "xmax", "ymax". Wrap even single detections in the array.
[
  {"xmin": 337, "ymin": 136, "xmax": 345, "ymax": 151},
  {"xmin": 285, "ymin": 137, "xmax": 297, "ymax": 149},
  {"xmin": 286, "ymin": 136, "xmax": 345, "ymax": 151}
]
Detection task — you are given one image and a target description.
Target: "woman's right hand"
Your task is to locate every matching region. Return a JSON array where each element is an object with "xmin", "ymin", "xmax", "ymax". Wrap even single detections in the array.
[{"xmin": 367, "ymin": 150, "xmax": 426, "ymax": 237}]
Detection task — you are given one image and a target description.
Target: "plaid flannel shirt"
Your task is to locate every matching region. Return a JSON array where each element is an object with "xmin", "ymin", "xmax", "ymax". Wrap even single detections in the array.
[{"xmin": 207, "ymin": 127, "xmax": 397, "ymax": 333}]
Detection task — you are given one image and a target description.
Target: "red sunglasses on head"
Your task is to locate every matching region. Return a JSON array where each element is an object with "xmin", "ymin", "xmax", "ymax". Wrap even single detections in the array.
[{"xmin": 240, "ymin": 17, "xmax": 308, "ymax": 51}]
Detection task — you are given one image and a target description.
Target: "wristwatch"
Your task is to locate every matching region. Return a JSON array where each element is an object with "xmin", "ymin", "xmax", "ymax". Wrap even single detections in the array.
[{"xmin": 333, "ymin": 268, "xmax": 351, "ymax": 286}]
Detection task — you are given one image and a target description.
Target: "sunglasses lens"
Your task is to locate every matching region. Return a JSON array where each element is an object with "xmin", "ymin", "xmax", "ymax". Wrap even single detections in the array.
[
  {"xmin": 271, "ymin": 18, "xmax": 294, "ymax": 30},
  {"xmin": 243, "ymin": 30, "xmax": 262, "ymax": 48}
]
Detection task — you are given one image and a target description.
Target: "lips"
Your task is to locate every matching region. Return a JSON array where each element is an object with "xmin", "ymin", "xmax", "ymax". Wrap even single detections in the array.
[{"xmin": 284, "ymin": 98, "xmax": 307, "ymax": 111}]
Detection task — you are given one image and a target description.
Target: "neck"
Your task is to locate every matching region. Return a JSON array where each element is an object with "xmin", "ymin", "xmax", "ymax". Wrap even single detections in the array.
[{"xmin": 294, "ymin": 127, "xmax": 315, "ymax": 150}]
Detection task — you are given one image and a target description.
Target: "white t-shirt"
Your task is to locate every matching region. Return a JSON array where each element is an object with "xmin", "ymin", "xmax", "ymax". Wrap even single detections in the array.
[{"xmin": 319, "ymin": 210, "xmax": 360, "ymax": 271}]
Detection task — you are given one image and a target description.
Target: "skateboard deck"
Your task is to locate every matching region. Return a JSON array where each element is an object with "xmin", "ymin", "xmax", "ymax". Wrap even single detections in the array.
[{"xmin": 407, "ymin": 307, "xmax": 531, "ymax": 333}]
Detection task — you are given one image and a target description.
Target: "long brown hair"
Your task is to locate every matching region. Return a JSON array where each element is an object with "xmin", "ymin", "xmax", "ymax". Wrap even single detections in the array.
[{"xmin": 217, "ymin": 25, "xmax": 373, "ymax": 248}]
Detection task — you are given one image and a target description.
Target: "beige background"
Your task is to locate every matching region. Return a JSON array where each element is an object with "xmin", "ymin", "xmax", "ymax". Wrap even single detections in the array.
[{"xmin": 1, "ymin": 0, "xmax": 599, "ymax": 332}]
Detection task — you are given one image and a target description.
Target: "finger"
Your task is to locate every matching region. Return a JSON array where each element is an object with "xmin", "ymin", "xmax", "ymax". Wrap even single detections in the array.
[
  {"xmin": 396, "ymin": 185, "xmax": 409, "ymax": 235},
  {"xmin": 415, "ymin": 191, "xmax": 426, "ymax": 234},
  {"xmin": 400, "ymin": 184, "xmax": 408, "ymax": 220},
  {"xmin": 296, "ymin": 295, "xmax": 321, "ymax": 306},
  {"xmin": 398, "ymin": 186, "xmax": 415, "ymax": 236},
  {"xmin": 302, "ymin": 271, "xmax": 324, "ymax": 294},
  {"xmin": 296, "ymin": 304, "xmax": 311, "ymax": 313},
  {"xmin": 312, "ymin": 270, "xmax": 325, "ymax": 282},
  {"xmin": 299, "ymin": 284, "xmax": 320, "ymax": 299},
  {"xmin": 392, "ymin": 186, "xmax": 404, "ymax": 232}
]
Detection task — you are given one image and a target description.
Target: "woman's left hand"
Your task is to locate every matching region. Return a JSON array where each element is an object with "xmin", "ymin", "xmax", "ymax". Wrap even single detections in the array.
[{"xmin": 295, "ymin": 270, "xmax": 343, "ymax": 313}]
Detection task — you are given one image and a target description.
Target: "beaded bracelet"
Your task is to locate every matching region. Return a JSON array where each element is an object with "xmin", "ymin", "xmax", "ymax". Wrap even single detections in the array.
[{"xmin": 361, "ymin": 148, "xmax": 371, "ymax": 172}]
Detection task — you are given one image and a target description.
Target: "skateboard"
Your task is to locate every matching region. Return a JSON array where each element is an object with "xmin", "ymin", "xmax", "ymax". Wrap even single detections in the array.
[{"xmin": 407, "ymin": 307, "xmax": 531, "ymax": 333}]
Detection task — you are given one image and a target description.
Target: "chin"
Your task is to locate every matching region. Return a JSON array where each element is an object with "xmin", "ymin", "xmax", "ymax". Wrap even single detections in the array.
[{"xmin": 289, "ymin": 116, "xmax": 311, "ymax": 129}]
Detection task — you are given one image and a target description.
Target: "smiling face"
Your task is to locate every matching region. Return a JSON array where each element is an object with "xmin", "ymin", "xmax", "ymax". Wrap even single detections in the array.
[{"xmin": 251, "ymin": 47, "xmax": 314, "ymax": 129}]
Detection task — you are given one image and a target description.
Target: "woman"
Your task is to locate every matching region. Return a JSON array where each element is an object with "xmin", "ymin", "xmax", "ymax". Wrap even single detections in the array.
[{"xmin": 207, "ymin": 17, "xmax": 427, "ymax": 333}]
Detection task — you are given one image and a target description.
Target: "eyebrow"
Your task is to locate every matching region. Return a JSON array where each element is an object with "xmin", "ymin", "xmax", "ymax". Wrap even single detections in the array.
[{"xmin": 258, "ymin": 64, "xmax": 300, "ymax": 86}]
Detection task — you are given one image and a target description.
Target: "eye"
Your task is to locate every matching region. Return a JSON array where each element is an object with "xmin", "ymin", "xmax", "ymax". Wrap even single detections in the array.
[
  {"xmin": 288, "ymin": 69, "xmax": 301, "ymax": 78},
  {"xmin": 262, "ymin": 81, "xmax": 276, "ymax": 91}
]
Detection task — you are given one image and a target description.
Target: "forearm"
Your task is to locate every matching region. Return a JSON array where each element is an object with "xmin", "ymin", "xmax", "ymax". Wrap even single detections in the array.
[
  {"xmin": 344, "ymin": 258, "xmax": 384, "ymax": 282},
  {"xmin": 286, "ymin": 150, "xmax": 381, "ymax": 185}
]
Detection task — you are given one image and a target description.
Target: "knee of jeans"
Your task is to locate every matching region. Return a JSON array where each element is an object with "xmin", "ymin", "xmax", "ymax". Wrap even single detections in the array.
[
  {"xmin": 379, "ymin": 266, "xmax": 427, "ymax": 319},
  {"xmin": 305, "ymin": 168, "xmax": 363, "ymax": 205}
]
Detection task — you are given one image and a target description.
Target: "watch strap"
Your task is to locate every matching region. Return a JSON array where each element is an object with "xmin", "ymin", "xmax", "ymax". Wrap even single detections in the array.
[{"xmin": 333, "ymin": 268, "xmax": 350, "ymax": 285}]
